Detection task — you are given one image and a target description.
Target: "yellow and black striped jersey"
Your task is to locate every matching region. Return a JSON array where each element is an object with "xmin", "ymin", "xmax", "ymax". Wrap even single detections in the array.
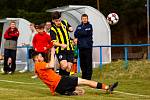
[{"xmin": 50, "ymin": 20, "xmax": 74, "ymax": 53}]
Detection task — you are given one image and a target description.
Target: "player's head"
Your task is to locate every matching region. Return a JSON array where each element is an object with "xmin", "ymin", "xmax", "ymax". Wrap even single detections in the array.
[
  {"xmin": 35, "ymin": 24, "xmax": 45, "ymax": 33},
  {"xmin": 45, "ymin": 21, "xmax": 51, "ymax": 29},
  {"xmin": 9, "ymin": 21, "xmax": 16, "ymax": 29},
  {"xmin": 33, "ymin": 53, "xmax": 44, "ymax": 62},
  {"xmin": 81, "ymin": 14, "xmax": 88, "ymax": 24},
  {"xmin": 51, "ymin": 11, "xmax": 62, "ymax": 27},
  {"xmin": 30, "ymin": 23, "xmax": 35, "ymax": 32}
]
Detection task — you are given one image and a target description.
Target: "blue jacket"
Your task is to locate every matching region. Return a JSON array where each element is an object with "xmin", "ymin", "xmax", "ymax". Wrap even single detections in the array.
[{"xmin": 74, "ymin": 22, "xmax": 93, "ymax": 48}]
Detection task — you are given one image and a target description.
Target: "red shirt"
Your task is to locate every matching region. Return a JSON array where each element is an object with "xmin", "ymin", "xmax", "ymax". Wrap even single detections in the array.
[
  {"xmin": 32, "ymin": 32, "xmax": 52, "ymax": 53},
  {"xmin": 4, "ymin": 27, "xmax": 19, "ymax": 40},
  {"xmin": 35, "ymin": 62, "xmax": 61, "ymax": 95}
]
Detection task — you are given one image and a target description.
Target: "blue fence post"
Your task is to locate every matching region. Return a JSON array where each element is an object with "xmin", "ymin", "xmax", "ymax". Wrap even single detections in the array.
[
  {"xmin": 77, "ymin": 49, "xmax": 80, "ymax": 73},
  {"xmin": 147, "ymin": 0, "xmax": 150, "ymax": 60},
  {"xmin": 124, "ymin": 47, "xmax": 128, "ymax": 69},
  {"xmin": 100, "ymin": 47, "xmax": 103, "ymax": 70},
  {"xmin": 26, "ymin": 46, "xmax": 30, "ymax": 71}
]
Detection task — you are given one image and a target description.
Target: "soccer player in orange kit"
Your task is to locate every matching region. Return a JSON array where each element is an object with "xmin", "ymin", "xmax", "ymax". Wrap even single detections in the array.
[{"xmin": 34, "ymin": 47, "xmax": 118, "ymax": 96}]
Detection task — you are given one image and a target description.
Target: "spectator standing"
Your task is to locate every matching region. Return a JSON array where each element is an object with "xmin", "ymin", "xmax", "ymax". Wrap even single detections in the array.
[
  {"xmin": 44, "ymin": 21, "xmax": 51, "ymax": 35},
  {"xmin": 3, "ymin": 21, "xmax": 19, "ymax": 74},
  {"xmin": 74, "ymin": 14, "xmax": 93, "ymax": 80},
  {"xmin": 28, "ymin": 23, "xmax": 37, "ymax": 71},
  {"xmin": 19, "ymin": 23, "xmax": 37, "ymax": 73}
]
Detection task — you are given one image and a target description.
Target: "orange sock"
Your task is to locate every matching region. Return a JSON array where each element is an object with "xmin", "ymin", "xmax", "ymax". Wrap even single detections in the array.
[
  {"xmin": 73, "ymin": 63, "xmax": 77, "ymax": 73},
  {"xmin": 71, "ymin": 63, "xmax": 77, "ymax": 73},
  {"xmin": 102, "ymin": 83, "xmax": 109, "ymax": 90}
]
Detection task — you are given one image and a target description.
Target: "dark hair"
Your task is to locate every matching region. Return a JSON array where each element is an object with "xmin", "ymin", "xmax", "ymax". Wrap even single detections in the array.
[
  {"xmin": 81, "ymin": 14, "xmax": 88, "ymax": 18},
  {"xmin": 9, "ymin": 21, "xmax": 16, "ymax": 25},
  {"xmin": 35, "ymin": 23, "xmax": 45, "ymax": 29},
  {"xmin": 51, "ymin": 11, "xmax": 61, "ymax": 20}
]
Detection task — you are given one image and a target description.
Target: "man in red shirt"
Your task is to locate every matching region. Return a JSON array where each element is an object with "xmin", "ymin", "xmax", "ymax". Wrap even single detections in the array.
[
  {"xmin": 32, "ymin": 24, "xmax": 52, "ymax": 62},
  {"xmin": 34, "ymin": 47, "xmax": 118, "ymax": 96},
  {"xmin": 3, "ymin": 21, "xmax": 19, "ymax": 74}
]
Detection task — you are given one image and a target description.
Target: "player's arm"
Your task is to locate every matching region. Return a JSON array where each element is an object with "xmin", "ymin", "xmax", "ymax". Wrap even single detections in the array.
[
  {"xmin": 46, "ymin": 47, "xmax": 55, "ymax": 69},
  {"xmin": 68, "ymin": 23, "xmax": 73, "ymax": 32},
  {"xmin": 53, "ymin": 41, "xmax": 67, "ymax": 49},
  {"xmin": 50, "ymin": 30, "xmax": 67, "ymax": 48}
]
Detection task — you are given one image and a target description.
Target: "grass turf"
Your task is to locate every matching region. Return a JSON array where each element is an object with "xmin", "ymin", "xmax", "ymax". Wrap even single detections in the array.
[{"xmin": 0, "ymin": 60, "xmax": 150, "ymax": 100}]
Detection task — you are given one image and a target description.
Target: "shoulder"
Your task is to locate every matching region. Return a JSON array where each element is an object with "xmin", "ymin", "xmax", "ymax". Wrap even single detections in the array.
[
  {"xmin": 76, "ymin": 24, "xmax": 82, "ymax": 29},
  {"xmin": 50, "ymin": 27, "xmax": 57, "ymax": 34},
  {"xmin": 15, "ymin": 27, "xmax": 19, "ymax": 31},
  {"xmin": 78, "ymin": 24, "xmax": 82, "ymax": 27},
  {"xmin": 35, "ymin": 62, "xmax": 47, "ymax": 70},
  {"xmin": 5, "ymin": 27, "xmax": 11, "ymax": 32},
  {"xmin": 50, "ymin": 26, "xmax": 55, "ymax": 31},
  {"xmin": 34, "ymin": 34, "xmax": 38, "ymax": 37},
  {"xmin": 62, "ymin": 19, "xmax": 68, "ymax": 24},
  {"xmin": 46, "ymin": 33, "xmax": 50, "ymax": 38},
  {"xmin": 62, "ymin": 20, "xmax": 70, "ymax": 27},
  {"xmin": 34, "ymin": 34, "xmax": 39, "ymax": 38},
  {"xmin": 87, "ymin": 23, "xmax": 93, "ymax": 29},
  {"xmin": 89, "ymin": 23, "xmax": 92, "ymax": 27}
]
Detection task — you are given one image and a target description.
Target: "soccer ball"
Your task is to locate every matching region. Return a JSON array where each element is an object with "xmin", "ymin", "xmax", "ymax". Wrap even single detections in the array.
[{"xmin": 107, "ymin": 13, "xmax": 119, "ymax": 25}]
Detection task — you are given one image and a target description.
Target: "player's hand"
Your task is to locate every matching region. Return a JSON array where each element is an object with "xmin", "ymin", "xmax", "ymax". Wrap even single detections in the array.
[
  {"xmin": 68, "ymin": 27, "xmax": 73, "ymax": 32},
  {"xmin": 44, "ymin": 47, "xmax": 47, "ymax": 50},
  {"xmin": 74, "ymin": 38, "xmax": 78, "ymax": 45},
  {"xmin": 61, "ymin": 44, "xmax": 67, "ymax": 49},
  {"xmin": 34, "ymin": 48, "xmax": 37, "ymax": 51}
]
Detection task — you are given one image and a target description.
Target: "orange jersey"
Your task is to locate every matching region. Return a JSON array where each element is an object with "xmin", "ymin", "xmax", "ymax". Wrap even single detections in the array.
[{"xmin": 35, "ymin": 62, "xmax": 61, "ymax": 95}]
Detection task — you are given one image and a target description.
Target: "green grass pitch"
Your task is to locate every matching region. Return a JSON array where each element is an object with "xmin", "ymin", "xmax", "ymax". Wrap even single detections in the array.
[{"xmin": 0, "ymin": 60, "xmax": 150, "ymax": 100}]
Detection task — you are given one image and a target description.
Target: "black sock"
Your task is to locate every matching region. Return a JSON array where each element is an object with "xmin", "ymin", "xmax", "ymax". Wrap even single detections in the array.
[{"xmin": 96, "ymin": 82, "xmax": 102, "ymax": 89}]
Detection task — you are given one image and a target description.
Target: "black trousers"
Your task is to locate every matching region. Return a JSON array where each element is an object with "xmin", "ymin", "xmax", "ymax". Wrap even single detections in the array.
[
  {"xmin": 4, "ymin": 49, "xmax": 17, "ymax": 73},
  {"xmin": 79, "ymin": 48, "xmax": 93, "ymax": 80}
]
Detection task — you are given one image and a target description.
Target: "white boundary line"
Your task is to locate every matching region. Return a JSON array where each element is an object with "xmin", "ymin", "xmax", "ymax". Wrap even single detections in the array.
[
  {"xmin": 0, "ymin": 79, "xmax": 150, "ymax": 98},
  {"xmin": 114, "ymin": 91, "xmax": 150, "ymax": 98},
  {"xmin": 0, "ymin": 79, "xmax": 44, "ymax": 86}
]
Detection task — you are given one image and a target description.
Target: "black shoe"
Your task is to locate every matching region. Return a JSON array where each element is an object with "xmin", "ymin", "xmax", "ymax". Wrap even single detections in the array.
[
  {"xmin": 63, "ymin": 91, "xmax": 74, "ymax": 96},
  {"xmin": 2, "ymin": 72, "xmax": 8, "ymax": 75},
  {"xmin": 109, "ymin": 82, "xmax": 118, "ymax": 94},
  {"xmin": 8, "ymin": 71, "xmax": 14, "ymax": 75}
]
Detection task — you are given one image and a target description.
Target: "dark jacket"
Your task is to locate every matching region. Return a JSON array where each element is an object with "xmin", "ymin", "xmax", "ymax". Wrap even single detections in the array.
[{"xmin": 74, "ymin": 22, "xmax": 93, "ymax": 48}]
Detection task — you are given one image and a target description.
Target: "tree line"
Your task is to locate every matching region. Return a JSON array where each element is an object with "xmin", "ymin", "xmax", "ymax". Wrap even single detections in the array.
[{"xmin": 0, "ymin": 0, "xmax": 148, "ymax": 45}]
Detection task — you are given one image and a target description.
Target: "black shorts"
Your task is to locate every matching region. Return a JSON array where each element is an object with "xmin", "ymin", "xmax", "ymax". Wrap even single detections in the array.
[
  {"xmin": 56, "ymin": 50, "xmax": 74, "ymax": 63},
  {"xmin": 55, "ymin": 76, "xmax": 78, "ymax": 95},
  {"xmin": 28, "ymin": 48, "xmax": 35, "ymax": 59}
]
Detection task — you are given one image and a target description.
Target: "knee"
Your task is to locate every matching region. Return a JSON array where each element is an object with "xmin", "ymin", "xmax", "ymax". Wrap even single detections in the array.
[
  {"xmin": 66, "ymin": 66, "xmax": 71, "ymax": 72},
  {"xmin": 65, "ymin": 62, "xmax": 72, "ymax": 71},
  {"xmin": 60, "ymin": 63, "xmax": 67, "ymax": 70}
]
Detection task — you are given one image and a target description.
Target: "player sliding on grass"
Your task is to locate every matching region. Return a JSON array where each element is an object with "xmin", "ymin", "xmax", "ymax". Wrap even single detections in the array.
[{"xmin": 33, "ymin": 47, "xmax": 118, "ymax": 96}]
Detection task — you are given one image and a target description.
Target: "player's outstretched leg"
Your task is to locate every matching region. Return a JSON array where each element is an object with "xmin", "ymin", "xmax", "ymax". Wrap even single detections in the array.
[{"xmin": 77, "ymin": 78, "xmax": 118, "ymax": 94}]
